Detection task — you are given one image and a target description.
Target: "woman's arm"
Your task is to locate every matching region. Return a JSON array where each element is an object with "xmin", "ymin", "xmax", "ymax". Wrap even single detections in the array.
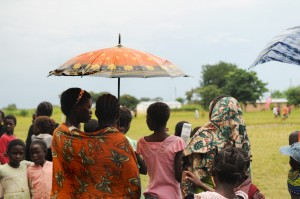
[{"xmin": 174, "ymin": 150, "xmax": 183, "ymax": 183}]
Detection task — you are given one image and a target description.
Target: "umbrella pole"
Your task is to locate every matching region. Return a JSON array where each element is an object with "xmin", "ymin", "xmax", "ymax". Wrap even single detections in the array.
[{"xmin": 118, "ymin": 77, "xmax": 120, "ymax": 100}]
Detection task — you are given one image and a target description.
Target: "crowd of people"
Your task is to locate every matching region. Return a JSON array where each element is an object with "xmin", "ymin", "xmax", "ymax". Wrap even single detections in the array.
[{"xmin": 0, "ymin": 87, "xmax": 294, "ymax": 199}]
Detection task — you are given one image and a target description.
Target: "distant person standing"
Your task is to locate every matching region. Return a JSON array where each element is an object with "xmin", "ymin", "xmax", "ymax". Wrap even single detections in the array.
[
  {"xmin": 277, "ymin": 105, "xmax": 281, "ymax": 118},
  {"xmin": 282, "ymin": 105, "xmax": 289, "ymax": 121},
  {"xmin": 0, "ymin": 115, "xmax": 17, "ymax": 164},
  {"xmin": 25, "ymin": 101, "xmax": 58, "ymax": 161},
  {"xmin": 195, "ymin": 109, "xmax": 199, "ymax": 120},
  {"xmin": 273, "ymin": 106, "xmax": 278, "ymax": 118}
]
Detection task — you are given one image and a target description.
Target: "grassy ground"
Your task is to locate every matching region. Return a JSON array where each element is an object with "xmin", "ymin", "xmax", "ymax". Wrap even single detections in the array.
[{"xmin": 13, "ymin": 108, "xmax": 300, "ymax": 198}]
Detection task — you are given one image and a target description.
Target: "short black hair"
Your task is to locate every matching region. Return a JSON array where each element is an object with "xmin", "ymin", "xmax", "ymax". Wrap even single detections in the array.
[
  {"xmin": 119, "ymin": 106, "xmax": 132, "ymax": 134},
  {"xmin": 7, "ymin": 139, "xmax": 25, "ymax": 153},
  {"xmin": 4, "ymin": 115, "xmax": 17, "ymax": 126},
  {"xmin": 95, "ymin": 94, "xmax": 120, "ymax": 125},
  {"xmin": 175, "ymin": 121, "xmax": 189, "ymax": 137},
  {"xmin": 33, "ymin": 116, "xmax": 53, "ymax": 135},
  {"xmin": 60, "ymin": 88, "xmax": 92, "ymax": 116},
  {"xmin": 36, "ymin": 101, "xmax": 53, "ymax": 117},
  {"xmin": 212, "ymin": 146, "xmax": 245, "ymax": 186},
  {"xmin": 147, "ymin": 102, "xmax": 170, "ymax": 127},
  {"xmin": 84, "ymin": 119, "xmax": 99, "ymax": 133},
  {"xmin": 31, "ymin": 140, "xmax": 47, "ymax": 153}
]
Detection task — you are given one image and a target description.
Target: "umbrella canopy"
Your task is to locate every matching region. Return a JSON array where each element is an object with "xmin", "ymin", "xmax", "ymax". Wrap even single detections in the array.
[
  {"xmin": 249, "ymin": 26, "xmax": 300, "ymax": 69},
  {"xmin": 49, "ymin": 35, "xmax": 188, "ymax": 98}
]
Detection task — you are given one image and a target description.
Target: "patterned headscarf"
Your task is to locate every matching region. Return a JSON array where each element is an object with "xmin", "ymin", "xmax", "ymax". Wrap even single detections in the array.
[{"xmin": 181, "ymin": 96, "xmax": 251, "ymax": 196}]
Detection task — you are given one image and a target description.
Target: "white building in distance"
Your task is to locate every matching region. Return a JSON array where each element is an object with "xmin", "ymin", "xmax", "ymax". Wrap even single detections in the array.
[{"xmin": 136, "ymin": 101, "xmax": 182, "ymax": 114}]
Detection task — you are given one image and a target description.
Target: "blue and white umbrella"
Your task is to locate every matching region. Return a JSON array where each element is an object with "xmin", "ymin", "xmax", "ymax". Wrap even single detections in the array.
[{"xmin": 249, "ymin": 26, "xmax": 300, "ymax": 69}]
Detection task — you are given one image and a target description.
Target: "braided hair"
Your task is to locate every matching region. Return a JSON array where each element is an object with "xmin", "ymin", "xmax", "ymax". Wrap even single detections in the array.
[
  {"xmin": 95, "ymin": 94, "xmax": 120, "ymax": 126},
  {"xmin": 212, "ymin": 146, "xmax": 246, "ymax": 186},
  {"xmin": 60, "ymin": 88, "xmax": 91, "ymax": 116},
  {"xmin": 36, "ymin": 101, "xmax": 53, "ymax": 117}
]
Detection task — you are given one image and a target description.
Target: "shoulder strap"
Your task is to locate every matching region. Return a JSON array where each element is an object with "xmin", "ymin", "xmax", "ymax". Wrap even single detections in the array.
[{"xmin": 248, "ymin": 184, "xmax": 259, "ymax": 199}]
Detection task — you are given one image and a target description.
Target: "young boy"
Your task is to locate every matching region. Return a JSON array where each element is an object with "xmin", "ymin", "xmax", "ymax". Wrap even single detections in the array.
[
  {"xmin": 0, "ymin": 115, "xmax": 17, "ymax": 164},
  {"xmin": 280, "ymin": 131, "xmax": 300, "ymax": 198},
  {"xmin": 118, "ymin": 106, "xmax": 146, "ymax": 174}
]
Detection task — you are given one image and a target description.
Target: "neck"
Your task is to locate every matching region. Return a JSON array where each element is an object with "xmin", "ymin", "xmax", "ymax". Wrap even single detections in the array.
[
  {"xmin": 65, "ymin": 117, "xmax": 80, "ymax": 128},
  {"xmin": 98, "ymin": 121, "xmax": 116, "ymax": 130},
  {"xmin": 215, "ymin": 183, "xmax": 237, "ymax": 199}
]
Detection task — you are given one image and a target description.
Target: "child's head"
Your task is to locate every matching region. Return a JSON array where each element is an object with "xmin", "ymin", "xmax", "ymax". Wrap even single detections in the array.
[
  {"xmin": 118, "ymin": 106, "xmax": 132, "ymax": 134},
  {"xmin": 33, "ymin": 116, "xmax": 53, "ymax": 135},
  {"xmin": 212, "ymin": 146, "xmax": 245, "ymax": 187},
  {"xmin": 280, "ymin": 131, "xmax": 300, "ymax": 170},
  {"xmin": 95, "ymin": 94, "xmax": 120, "ymax": 127},
  {"xmin": 174, "ymin": 121, "xmax": 189, "ymax": 137},
  {"xmin": 36, "ymin": 101, "xmax": 53, "ymax": 117},
  {"xmin": 3, "ymin": 115, "xmax": 17, "ymax": 135},
  {"xmin": 84, "ymin": 119, "xmax": 99, "ymax": 133},
  {"xmin": 191, "ymin": 126, "xmax": 201, "ymax": 138},
  {"xmin": 60, "ymin": 88, "xmax": 92, "ymax": 123},
  {"xmin": 30, "ymin": 140, "xmax": 47, "ymax": 166},
  {"xmin": 7, "ymin": 139, "xmax": 25, "ymax": 168},
  {"xmin": 146, "ymin": 102, "xmax": 170, "ymax": 131}
]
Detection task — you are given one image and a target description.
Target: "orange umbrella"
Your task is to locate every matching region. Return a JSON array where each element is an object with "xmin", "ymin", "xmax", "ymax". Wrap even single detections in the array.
[{"xmin": 49, "ymin": 35, "xmax": 188, "ymax": 98}]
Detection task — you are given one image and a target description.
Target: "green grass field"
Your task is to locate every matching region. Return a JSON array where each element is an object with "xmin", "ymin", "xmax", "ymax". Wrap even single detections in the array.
[{"xmin": 13, "ymin": 108, "xmax": 300, "ymax": 199}]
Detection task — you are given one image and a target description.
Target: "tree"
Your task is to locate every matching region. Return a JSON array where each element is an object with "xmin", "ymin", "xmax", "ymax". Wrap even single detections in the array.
[
  {"xmin": 140, "ymin": 97, "xmax": 151, "ymax": 102},
  {"xmin": 271, "ymin": 90, "xmax": 286, "ymax": 98},
  {"xmin": 176, "ymin": 97, "xmax": 185, "ymax": 104},
  {"xmin": 89, "ymin": 91, "xmax": 110, "ymax": 103},
  {"xmin": 119, "ymin": 94, "xmax": 140, "ymax": 110},
  {"xmin": 222, "ymin": 69, "xmax": 268, "ymax": 106},
  {"xmin": 201, "ymin": 61, "xmax": 237, "ymax": 87},
  {"xmin": 285, "ymin": 86, "xmax": 300, "ymax": 106},
  {"xmin": 197, "ymin": 85, "xmax": 222, "ymax": 110},
  {"xmin": 6, "ymin": 104, "xmax": 17, "ymax": 111}
]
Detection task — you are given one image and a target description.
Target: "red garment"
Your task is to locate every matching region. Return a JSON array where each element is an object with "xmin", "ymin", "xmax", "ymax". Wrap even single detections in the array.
[
  {"xmin": 234, "ymin": 177, "xmax": 265, "ymax": 199},
  {"xmin": 0, "ymin": 134, "xmax": 16, "ymax": 164}
]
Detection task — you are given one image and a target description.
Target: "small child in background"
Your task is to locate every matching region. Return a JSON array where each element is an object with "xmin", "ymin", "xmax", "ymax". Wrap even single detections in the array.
[
  {"xmin": 0, "ymin": 139, "xmax": 31, "ymax": 198},
  {"xmin": 118, "ymin": 106, "xmax": 147, "ymax": 174},
  {"xmin": 185, "ymin": 146, "xmax": 265, "ymax": 199},
  {"xmin": 174, "ymin": 121, "xmax": 189, "ymax": 137},
  {"xmin": 137, "ymin": 102, "xmax": 185, "ymax": 199},
  {"xmin": 0, "ymin": 115, "xmax": 17, "ymax": 164},
  {"xmin": 280, "ymin": 131, "xmax": 300, "ymax": 198},
  {"xmin": 27, "ymin": 140, "xmax": 53, "ymax": 199},
  {"xmin": 185, "ymin": 146, "xmax": 248, "ymax": 199},
  {"xmin": 190, "ymin": 126, "xmax": 201, "ymax": 138},
  {"xmin": 84, "ymin": 119, "xmax": 98, "ymax": 133},
  {"xmin": 32, "ymin": 116, "xmax": 53, "ymax": 161}
]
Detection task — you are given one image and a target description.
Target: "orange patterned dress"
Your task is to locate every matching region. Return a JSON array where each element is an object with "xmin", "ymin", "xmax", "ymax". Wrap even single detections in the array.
[{"xmin": 51, "ymin": 123, "xmax": 141, "ymax": 199}]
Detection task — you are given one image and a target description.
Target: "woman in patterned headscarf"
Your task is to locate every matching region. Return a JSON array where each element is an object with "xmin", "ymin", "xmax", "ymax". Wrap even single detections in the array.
[{"xmin": 181, "ymin": 95, "xmax": 251, "ymax": 198}]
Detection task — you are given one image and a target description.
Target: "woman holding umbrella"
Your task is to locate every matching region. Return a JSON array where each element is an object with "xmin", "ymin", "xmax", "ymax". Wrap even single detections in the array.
[
  {"xmin": 181, "ymin": 95, "xmax": 251, "ymax": 198},
  {"xmin": 51, "ymin": 88, "xmax": 140, "ymax": 198}
]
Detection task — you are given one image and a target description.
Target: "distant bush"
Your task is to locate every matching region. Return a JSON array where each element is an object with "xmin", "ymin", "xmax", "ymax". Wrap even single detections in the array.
[
  {"xmin": 171, "ymin": 104, "xmax": 203, "ymax": 112},
  {"xmin": 19, "ymin": 109, "xmax": 29, "ymax": 117}
]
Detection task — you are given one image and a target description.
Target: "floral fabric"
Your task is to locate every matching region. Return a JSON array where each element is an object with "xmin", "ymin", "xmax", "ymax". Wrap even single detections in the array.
[
  {"xmin": 51, "ymin": 123, "xmax": 141, "ymax": 199},
  {"xmin": 181, "ymin": 96, "xmax": 251, "ymax": 197}
]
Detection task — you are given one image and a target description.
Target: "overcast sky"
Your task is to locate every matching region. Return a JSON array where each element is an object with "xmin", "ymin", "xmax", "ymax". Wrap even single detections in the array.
[{"xmin": 1, "ymin": 0, "xmax": 300, "ymax": 109}]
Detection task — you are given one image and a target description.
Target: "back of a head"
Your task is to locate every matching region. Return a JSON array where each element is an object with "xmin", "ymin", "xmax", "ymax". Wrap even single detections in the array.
[
  {"xmin": 60, "ymin": 88, "xmax": 91, "ymax": 117},
  {"xmin": 7, "ymin": 139, "xmax": 25, "ymax": 153},
  {"xmin": 95, "ymin": 94, "xmax": 120, "ymax": 125},
  {"xmin": 289, "ymin": 131, "xmax": 300, "ymax": 145},
  {"xmin": 84, "ymin": 119, "xmax": 99, "ymax": 133},
  {"xmin": 119, "ymin": 106, "xmax": 133, "ymax": 134},
  {"xmin": 147, "ymin": 102, "xmax": 170, "ymax": 128},
  {"xmin": 213, "ymin": 146, "xmax": 245, "ymax": 186},
  {"xmin": 33, "ymin": 116, "xmax": 53, "ymax": 135},
  {"xmin": 36, "ymin": 101, "xmax": 53, "ymax": 117},
  {"xmin": 175, "ymin": 121, "xmax": 189, "ymax": 137},
  {"xmin": 0, "ymin": 110, "xmax": 5, "ymax": 121}
]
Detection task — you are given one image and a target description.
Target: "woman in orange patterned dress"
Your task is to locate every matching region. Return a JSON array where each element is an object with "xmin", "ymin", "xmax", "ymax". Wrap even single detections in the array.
[{"xmin": 51, "ymin": 88, "xmax": 140, "ymax": 199}]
